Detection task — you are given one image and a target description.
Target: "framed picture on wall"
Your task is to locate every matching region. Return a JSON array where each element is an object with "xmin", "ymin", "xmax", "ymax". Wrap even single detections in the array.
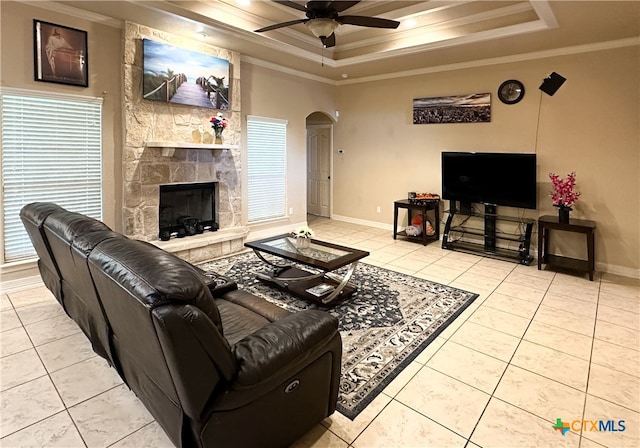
[
  {"xmin": 142, "ymin": 38, "xmax": 230, "ymax": 110},
  {"xmin": 34, "ymin": 19, "xmax": 88, "ymax": 87},
  {"xmin": 413, "ymin": 93, "xmax": 491, "ymax": 124}
]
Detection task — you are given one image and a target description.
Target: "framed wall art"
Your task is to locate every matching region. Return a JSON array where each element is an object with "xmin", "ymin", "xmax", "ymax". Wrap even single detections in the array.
[
  {"xmin": 34, "ymin": 19, "xmax": 88, "ymax": 87},
  {"xmin": 413, "ymin": 93, "xmax": 491, "ymax": 124},
  {"xmin": 142, "ymin": 39, "xmax": 230, "ymax": 110}
]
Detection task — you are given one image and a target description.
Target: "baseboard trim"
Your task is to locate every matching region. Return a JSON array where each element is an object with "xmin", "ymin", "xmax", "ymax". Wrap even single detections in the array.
[
  {"xmin": 1, "ymin": 258, "xmax": 41, "ymax": 292},
  {"xmin": 330, "ymin": 214, "xmax": 394, "ymax": 231},
  {"xmin": 595, "ymin": 263, "xmax": 640, "ymax": 280},
  {"xmin": 1, "ymin": 274, "xmax": 43, "ymax": 293},
  {"xmin": 330, "ymin": 214, "xmax": 640, "ymax": 279}
]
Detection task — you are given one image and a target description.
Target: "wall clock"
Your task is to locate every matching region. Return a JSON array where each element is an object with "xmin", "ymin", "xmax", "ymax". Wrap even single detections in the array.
[{"xmin": 498, "ymin": 80, "xmax": 525, "ymax": 104}]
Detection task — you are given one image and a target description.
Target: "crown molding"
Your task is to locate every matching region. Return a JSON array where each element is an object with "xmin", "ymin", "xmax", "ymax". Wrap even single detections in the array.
[
  {"xmin": 241, "ymin": 56, "xmax": 337, "ymax": 86},
  {"xmin": 242, "ymin": 36, "xmax": 639, "ymax": 86},
  {"xmin": 338, "ymin": 2, "xmax": 535, "ymax": 53},
  {"xmin": 18, "ymin": 1, "xmax": 638, "ymax": 87},
  {"xmin": 18, "ymin": 1, "xmax": 122, "ymax": 28},
  {"xmin": 530, "ymin": 0, "xmax": 559, "ymax": 28},
  {"xmin": 337, "ymin": 37, "xmax": 640, "ymax": 85}
]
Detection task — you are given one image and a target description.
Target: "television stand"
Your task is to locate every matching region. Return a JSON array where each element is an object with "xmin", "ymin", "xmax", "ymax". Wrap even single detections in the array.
[{"xmin": 442, "ymin": 203, "xmax": 534, "ymax": 265}]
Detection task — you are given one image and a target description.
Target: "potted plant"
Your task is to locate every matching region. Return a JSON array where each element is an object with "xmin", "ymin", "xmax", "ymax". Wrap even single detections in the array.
[
  {"xmin": 549, "ymin": 172, "xmax": 581, "ymax": 223},
  {"xmin": 291, "ymin": 225, "xmax": 314, "ymax": 249}
]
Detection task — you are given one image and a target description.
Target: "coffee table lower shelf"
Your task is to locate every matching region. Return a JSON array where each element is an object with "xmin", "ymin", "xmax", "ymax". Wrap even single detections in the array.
[{"xmin": 255, "ymin": 266, "xmax": 356, "ymax": 306}]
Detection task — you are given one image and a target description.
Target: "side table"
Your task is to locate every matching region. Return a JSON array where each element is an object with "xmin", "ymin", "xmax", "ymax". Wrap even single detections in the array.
[
  {"xmin": 393, "ymin": 199, "xmax": 440, "ymax": 245},
  {"xmin": 537, "ymin": 215, "xmax": 596, "ymax": 280}
]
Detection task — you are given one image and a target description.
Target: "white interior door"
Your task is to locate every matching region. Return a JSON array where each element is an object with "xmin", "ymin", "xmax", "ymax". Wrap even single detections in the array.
[{"xmin": 307, "ymin": 126, "xmax": 331, "ymax": 217}]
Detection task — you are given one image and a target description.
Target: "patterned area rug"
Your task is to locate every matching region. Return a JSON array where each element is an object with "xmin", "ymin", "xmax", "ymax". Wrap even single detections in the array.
[{"xmin": 199, "ymin": 252, "xmax": 478, "ymax": 420}]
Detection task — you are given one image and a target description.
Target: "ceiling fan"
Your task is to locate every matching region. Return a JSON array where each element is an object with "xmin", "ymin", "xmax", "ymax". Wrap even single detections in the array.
[{"xmin": 255, "ymin": 1, "xmax": 400, "ymax": 48}]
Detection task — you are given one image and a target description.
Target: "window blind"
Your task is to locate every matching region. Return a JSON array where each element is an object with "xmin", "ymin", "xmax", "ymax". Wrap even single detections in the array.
[
  {"xmin": 246, "ymin": 116, "xmax": 287, "ymax": 223},
  {"xmin": 1, "ymin": 90, "xmax": 103, "ymax": 263}
]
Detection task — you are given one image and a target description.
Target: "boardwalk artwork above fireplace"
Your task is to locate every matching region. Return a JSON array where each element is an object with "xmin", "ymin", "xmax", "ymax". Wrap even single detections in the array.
[
  {"xmin": 142, "ymin": 38, "xmax": 230, "ymax": 110},
  {"xmin": 159, "ymin": 182, "xmax": 218, "ymax": 241}
]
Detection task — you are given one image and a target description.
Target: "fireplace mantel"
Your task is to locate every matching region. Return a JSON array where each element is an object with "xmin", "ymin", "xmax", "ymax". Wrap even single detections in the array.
[{"xmin": 146, "ymin": 141, "xmax": 240, "ymax": 157}]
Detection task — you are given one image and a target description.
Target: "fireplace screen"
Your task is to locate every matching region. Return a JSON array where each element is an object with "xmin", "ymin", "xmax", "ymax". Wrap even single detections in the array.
[{"xmin": 159, "ymin": 182, "xmax": 218, "ymax": 240}]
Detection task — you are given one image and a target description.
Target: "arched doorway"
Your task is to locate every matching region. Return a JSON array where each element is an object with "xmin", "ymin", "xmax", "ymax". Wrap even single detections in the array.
[{"xmin": 306, "ymin": 112, "xmax": 334, "ymax": 218}]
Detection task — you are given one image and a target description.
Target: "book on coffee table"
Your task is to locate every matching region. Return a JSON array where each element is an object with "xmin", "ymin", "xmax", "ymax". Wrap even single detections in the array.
[{"xmin": 306, "ymin": 283, "xmax": 335, "ymax": 297}]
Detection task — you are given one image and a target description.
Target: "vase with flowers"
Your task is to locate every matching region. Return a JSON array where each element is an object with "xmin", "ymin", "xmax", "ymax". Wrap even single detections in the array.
[
  {"xmin": 291, "ymin": 225, "xmax": 314, "ymax": 249},
  {"xmin": 549, "ymin": 172, "xmax": 580, "ymax": 223},
  {"xmin": 210, "ymin": 112, "xmax": 228, "ymax": 144}
]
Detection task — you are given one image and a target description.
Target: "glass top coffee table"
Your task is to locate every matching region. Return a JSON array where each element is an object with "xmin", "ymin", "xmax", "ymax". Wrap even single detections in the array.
[{"xmin": 244, "ymin": 234, "xmax": 369, "ymax": 305}]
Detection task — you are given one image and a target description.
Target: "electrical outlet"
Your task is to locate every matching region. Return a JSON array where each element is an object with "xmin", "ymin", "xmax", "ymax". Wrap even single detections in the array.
[
  {"xmin": 376, "ymin": 206, "xmax": 381, "ymax": 213},
  {"xmin": 289, "ymin": 207, "xmax": 294, "ymax": 215}
]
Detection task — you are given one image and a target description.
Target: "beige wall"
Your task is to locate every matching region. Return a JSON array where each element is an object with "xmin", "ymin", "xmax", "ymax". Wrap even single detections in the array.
[
  {"xmin": 240, "ymin": 63, "xmax": 336, "ymax": 230},
  {"xmin": 0, "ymin": 1, "xmax": 123, "ymax": 231},
  {"xmin": 334, "ymin": 46, "xmax": 640, "ymax": 275}
]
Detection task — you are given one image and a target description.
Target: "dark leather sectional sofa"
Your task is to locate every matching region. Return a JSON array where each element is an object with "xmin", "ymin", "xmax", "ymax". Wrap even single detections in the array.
[{"xmin": 20, "ymin": 202, "xmax": 342, "ymax": 448}]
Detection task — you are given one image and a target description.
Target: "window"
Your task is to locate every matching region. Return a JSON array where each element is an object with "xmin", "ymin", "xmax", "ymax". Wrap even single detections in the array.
[
  {"xmin": 1, "ymin": 89, "xmax": 102, "ymax": 263},
  {"xmin": 246, "ymin": 116, "xmax": 287, "ymax": 223}
]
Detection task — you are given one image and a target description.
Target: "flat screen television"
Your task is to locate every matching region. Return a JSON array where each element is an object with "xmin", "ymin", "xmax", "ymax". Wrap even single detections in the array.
[{"xmin": 441, "ymin": 152, "xmax": 537, "ymax": 209}]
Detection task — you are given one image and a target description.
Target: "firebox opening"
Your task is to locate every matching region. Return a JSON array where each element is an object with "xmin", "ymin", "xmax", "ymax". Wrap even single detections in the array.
[{"xmin": 159, "ymin": 182, "xmax": 218, "ymax": 240}]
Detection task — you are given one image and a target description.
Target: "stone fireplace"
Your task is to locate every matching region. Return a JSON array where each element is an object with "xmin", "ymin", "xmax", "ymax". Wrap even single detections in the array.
[{"xmin": 121, "ymin": 22, "xmax": 248, "ymax": 263}]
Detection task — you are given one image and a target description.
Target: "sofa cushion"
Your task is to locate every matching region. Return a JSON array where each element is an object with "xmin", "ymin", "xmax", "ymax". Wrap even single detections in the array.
[
  {"xmin": 96, "ymin": 238, "xmax": 224, "ymax": 331},
  {"xmin": 41, "ymin": 212, "xmax": 120, "ymax": 361},
  {"xmin": 220, "ymin": 289, "xmax": 290, "ymax": 323},
  {"xmin": 88, "ymin": 238, "xmax": 235, "ymax": 432},
  {"xmin": 19, "ymin": 202, "xmax": 66, "ymax": 303},
  {"xmin": 232, "ymin": 310, "xmax": 339, "ymax": 387},
  {"xmin": 214, "ymin": 289, "xmax": 297, "ymax": 360},
  {"xmin": 215, "ymin": 298, "xmax": 273, "ymax": 346},
  {"xmin": 42, "ymin": 211, "xmax": 114, "ymax": 301}
]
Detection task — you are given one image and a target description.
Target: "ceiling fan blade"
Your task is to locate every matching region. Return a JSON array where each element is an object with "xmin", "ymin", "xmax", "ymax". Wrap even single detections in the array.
[
  {"xmin": 255, "ymin": 19, "xmax": 308, "ymax": 33},
  {"xmin": 320, "ymin": 33, "xmax": 336, "ymax": 48},
  {"xmin": 338, "ymin": 15, "xmax": 400, "ymax": 29},
  {"xmin": 305, "ymin": 1, "xmax": 359, "ymax": 15},
  {"xmin": 331, "ymin": 1, "xmax": 361, "ymax": 13},
  {"xmin": 272, "ymin": 0, "xmax": 307, "ymax": 12}
]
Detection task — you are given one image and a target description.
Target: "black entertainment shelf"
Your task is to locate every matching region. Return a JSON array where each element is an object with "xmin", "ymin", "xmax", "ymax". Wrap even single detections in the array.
[
  {"xmin": 448, "ymin": 225, "xmax": 526, "ymax": 243},
  {"xmin": 443, "ymin": 210, "xmax": 531, "ymax": 224},
  {"xmin": 442, "ymin": 202, "xmax": 534, "ymax": 265}
]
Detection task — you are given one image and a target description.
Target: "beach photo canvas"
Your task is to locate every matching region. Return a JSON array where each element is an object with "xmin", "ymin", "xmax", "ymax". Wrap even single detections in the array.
[{"xmin": 142, "ymin": 39, "xmax": 230, "ymax": 110}]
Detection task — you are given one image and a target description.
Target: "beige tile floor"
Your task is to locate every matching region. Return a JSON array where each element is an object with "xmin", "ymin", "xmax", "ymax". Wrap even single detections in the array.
[{"xmin": 1, "ymin": 216, "xmax": 639, "ymax": 447}]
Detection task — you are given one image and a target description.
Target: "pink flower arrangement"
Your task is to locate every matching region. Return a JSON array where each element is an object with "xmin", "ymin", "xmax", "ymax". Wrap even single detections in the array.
[{"xmin": 549, "ymin": 172, "xmax": 580, "ymax": 208}]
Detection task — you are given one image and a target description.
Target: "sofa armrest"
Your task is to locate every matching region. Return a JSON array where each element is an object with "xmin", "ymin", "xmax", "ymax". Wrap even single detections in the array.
[{"xmin": 232, "ymin": 309, "xmax": 339, "ymax": 387}]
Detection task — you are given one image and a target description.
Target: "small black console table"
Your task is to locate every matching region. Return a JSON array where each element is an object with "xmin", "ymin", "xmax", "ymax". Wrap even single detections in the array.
[
  {"xmin": 537, "ymin": 215, "xmax": 596, "ymax": 280},
  {"xmin": 442, "ymin": 203, "xmax": 534, "ymax": 265},
  {"xmin": 393, "ymin": 199, "xmax": 440, "ymax": 245}
]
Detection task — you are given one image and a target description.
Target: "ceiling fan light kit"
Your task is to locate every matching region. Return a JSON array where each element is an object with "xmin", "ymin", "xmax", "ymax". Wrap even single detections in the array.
[
  {"xmin": 306, "ymin": 18, "xmax": 338, "ymax": 38},
  {"xmin": 255, "ymin": 0, "xmax": 399, "ymax": 48}
]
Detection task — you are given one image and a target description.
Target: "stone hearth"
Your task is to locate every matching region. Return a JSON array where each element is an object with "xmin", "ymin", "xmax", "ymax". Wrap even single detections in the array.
[{"xmin": 153, "ymin": 227, "xmax": 248, "ymax": 264}]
